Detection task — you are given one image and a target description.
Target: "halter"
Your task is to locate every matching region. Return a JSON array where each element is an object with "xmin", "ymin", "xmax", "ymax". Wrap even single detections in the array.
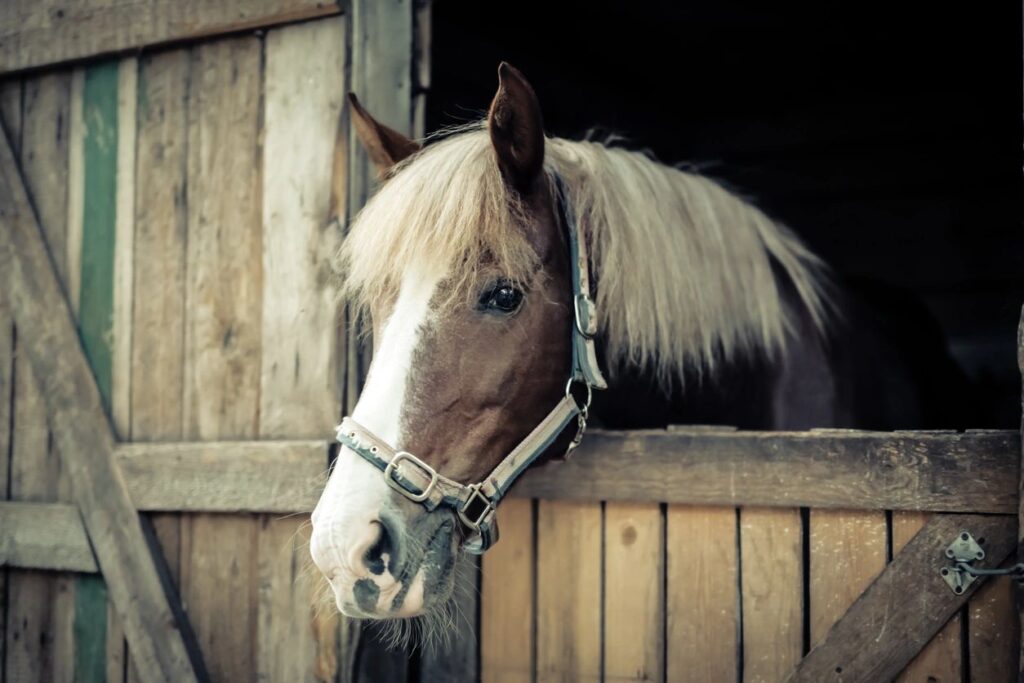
[{"xmin": 335, "ymin": 173, "xmax": 606, "ymax": 554}]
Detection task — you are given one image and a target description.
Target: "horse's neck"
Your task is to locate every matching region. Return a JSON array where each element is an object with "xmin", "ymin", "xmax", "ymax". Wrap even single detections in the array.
[{"xmin": 589, "ymin": 287, "xmax": 842, "ymax": 431}]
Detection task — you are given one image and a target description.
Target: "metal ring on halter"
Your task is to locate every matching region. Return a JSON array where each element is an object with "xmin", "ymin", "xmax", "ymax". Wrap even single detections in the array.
[
  {"xmin": 574, "ymin": 293, "xmax": 598, "ymax": 339},
  {"xmin": 565, "ymin": 377, "xmax": 593, "ymax": 412}
]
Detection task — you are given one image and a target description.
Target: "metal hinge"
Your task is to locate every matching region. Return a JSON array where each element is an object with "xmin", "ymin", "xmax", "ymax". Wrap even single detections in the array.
[{"xmin": 940, "ymin": 530, "xmax": 1024, "ymax": 594}]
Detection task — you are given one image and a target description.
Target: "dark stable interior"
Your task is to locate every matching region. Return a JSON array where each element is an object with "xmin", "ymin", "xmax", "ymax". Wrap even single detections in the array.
[{"xmin": 425, "ymin": 1, "xmax": 1024, "ymax": 429}]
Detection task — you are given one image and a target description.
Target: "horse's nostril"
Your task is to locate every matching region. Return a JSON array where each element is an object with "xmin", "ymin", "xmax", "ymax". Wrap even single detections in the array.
[{"xmin": 363, "ymin": 520, "xmax": 392, "ymax": 576}]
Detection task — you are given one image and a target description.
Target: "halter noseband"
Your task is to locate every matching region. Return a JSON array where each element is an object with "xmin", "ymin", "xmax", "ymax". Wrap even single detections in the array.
[{"xmin": 335, "ymin": 173, "xmax": 606, "ymax": 554}]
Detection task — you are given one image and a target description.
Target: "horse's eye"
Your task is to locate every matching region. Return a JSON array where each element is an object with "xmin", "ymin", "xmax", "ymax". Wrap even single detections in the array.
[{"xmin": 478, "ymin": 281, "xmax": 524, "ymax": 314}]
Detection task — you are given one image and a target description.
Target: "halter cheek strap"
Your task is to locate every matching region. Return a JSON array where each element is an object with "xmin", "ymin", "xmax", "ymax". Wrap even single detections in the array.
[{"xmin": 335, "ymin": 172, "xmax": 606, "ymax": 554}]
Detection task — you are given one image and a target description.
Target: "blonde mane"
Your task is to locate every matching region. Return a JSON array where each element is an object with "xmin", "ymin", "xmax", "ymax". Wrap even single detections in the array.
[{"xmin": 338, "ymin": 123, "xmax": 830, "ymax": 384}]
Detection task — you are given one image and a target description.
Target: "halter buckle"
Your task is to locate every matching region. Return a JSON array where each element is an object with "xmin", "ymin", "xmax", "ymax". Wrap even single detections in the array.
[
  {"xmin": 574, "ymin": 293, "xmax": 598, "ymax": 339},
  {"xmin": 458, "ymin": 485, "xmax": 495, "ymax": 532},
  {"xmin": 384, "ymin": 451, "xmax": 439, "ymax": 503}
]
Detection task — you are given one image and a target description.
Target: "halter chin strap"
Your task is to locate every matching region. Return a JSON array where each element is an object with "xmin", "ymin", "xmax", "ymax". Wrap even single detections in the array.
[{"xmin": 335, "ymin": 172, "xmax": 606, "ymax": 554}]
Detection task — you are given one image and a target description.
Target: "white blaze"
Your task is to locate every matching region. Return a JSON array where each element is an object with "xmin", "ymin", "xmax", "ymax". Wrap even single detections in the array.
[{"xmin": 311, "ymin": 260, "xmax": 447, "ymax": 615}]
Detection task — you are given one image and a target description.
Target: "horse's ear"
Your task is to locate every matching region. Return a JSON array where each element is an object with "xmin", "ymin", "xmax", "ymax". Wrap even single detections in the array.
[
  {"xmin": 488, "ymin": 62, "xmax": 545, "ymax": 194},
  {"xmin": 349, "ymin": 93, "xmax": 421, "ymax": 175}
]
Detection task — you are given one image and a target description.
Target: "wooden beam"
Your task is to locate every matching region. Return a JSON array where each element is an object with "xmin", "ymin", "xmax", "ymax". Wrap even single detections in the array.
[
  {"xmin": 1017, "ymin": 304, "xmax": 1024, "ymax": 680},
  {"xmin": 0, "ymin": 122, "xmax": 206, "ymax": 683},
  {"xmin": 514, "ymin": 428, "xmax": 1019, "ymax": 513},
  {"xmin": 785, "ymin": 513, "xmax": 1016, "ymax": 683},
  {"xmin": 0, "ymin": 0, "xmax": 342, "ymax": 75},
  {"xmin": 0, "ymin": 502, "xmax": 97, "ymax": 573},
  {"xmin": 117, "ymin": 440, "xmax": 328, "ymax": 513}
]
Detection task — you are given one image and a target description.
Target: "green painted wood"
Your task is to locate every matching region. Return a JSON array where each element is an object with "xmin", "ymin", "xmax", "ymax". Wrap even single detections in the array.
[
  {"xmin": 77, "ymin": 59, "xmax": 120, "ymax": 683},
  {"xmin": 79, "ymin": 61, "xmax": 118, "ymax": 407},
  {"xmin": 75, "ymin": 575, "xmax": 109, "ymax": 683}
]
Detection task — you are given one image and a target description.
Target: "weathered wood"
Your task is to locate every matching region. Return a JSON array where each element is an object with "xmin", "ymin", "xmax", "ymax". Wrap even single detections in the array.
[
  {"xmin": 1018, "ymin": 305, "xmax": 1024, "ymax": 682},
  {"xmin": 260, "ymin": 16, "xmax": 345, "ymax": 440},
  {"xmin": 515, "ymin": 428, "xmax": 1019, "ymax": 513},
  {"xmin": 809, "ymin": 510, "xmax": 886, "ymax": 645},
  {"xmin": 741, "ymin": 508, "xmax": 803, "ymax": 682},
  {"xmin": 258, "ymin": 21, "xmax": 347, "ymax": 681},
  {"xmin": 0, "ymin": 502, "xmax": 96, "ymax": 573},
  {"xmin": 0, "ymin": 82, "xmax": 204, "ymax": 683},
  {"xmin": 970, "ymin": 576, "xmax": 1018, "ymax": 681},
  {"xmin": 118, "ymin": 441, "xmax": 327, "ymax": 512},
  {"xmin": 604, "ymin": 503, "xmax": 663, "ymax": 681},
  {"xmin": 8, "ymin": 69, "xmax": 79, "ymax": 683},
  {"xmin": 181, "ymin": 34, "xmax": 263, "ymax": 683},
  {"xmin": 481, "ymin": 498, "xmax": 534, "ymax": 683},
  {"xmin": 892, "ymin": 512, "xmax": 962, "ymax": 682},
  {"xmin": 104, "ymin": 55, "xmax": 138, "ymax": 683},
  {"xmin": 536, "ymin": 501, "xmax": 601, "ymax": 683},
  {"xmin": 0, "ymin": 0, "xmax": 342, "ymax": 75},
  {"xmin": 126, "ymin": 48, "xmax": 191, "ymax": 683},
  {"xmin": 786, "ymin": 513, "xmax": 1016, "ymax": 683},
  {"xmin": 666, "ymin": 506, "xmax": 738, "ymax": 682}
]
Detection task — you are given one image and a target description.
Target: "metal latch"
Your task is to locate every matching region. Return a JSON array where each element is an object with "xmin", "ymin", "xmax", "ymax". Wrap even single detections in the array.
[{"xmin": 940, "ymin": 530, "xmax": 1024, "ymax": 594}]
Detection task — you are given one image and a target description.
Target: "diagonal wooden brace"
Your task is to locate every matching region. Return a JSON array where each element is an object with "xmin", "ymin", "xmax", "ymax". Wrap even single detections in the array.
[
  {"xmin": 786, "ymin": 513, "xmax": 1016, "ymax": 683},
  {"xmin": 0, "ymin": 123, "xmax": 207, "ymax": 682}
]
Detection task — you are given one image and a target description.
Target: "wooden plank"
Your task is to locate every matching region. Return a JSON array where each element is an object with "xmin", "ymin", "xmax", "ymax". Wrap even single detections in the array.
[
  {"xmin": 536, "ymin": 500, "xmax": 602, "ymax": 683},
  {"xmin": 740, "ymin": 508, "xmax": 802, "ymax": 683},
  {"xmin": 0, "ymin": 73, "xmax": 204, "ymax": 683},
  {"xmin": 808, "ymin": 510, "xmax": 886, "ymax": 646},
  {"xmin": 106, "ymin": 55, "xmax": 138, "ymax": 683},
  {"xmin": 970, "ymin": 576, "xmax": 1018, "ymax": 682},
  {"xmin": 892, "ymin": 512, "xmax": 961, "ymax": 682},
  {"xmin": 0, "ymin": 74, "xmax": 19, "ymax": 683},
  {"xmin": 514, "ymin": 428, "xmax": 1019, "ymax": 513},
  {"xmin": 117, "ymin": 441, "xmax": 327, "ymax": 512},
  {"xmin": 181, "ymin": 33, "xmax": 263, "ymax": 683},
  {"xmin": 786, "ymin": 514, "xmax": 1017, "ymax": 683},
  {"xmin": 603, "ymin": 503, "xmax": 663, "ymax": 681},
  {"xmin": 6, "ymin": 68, "xmax": 78, "ymax": 683},
  {"xmin": 481, "ymin": 497, "xmax": 534, "ymax": 683},
  {"xmin": 1018, "ymin": 304, "xmax": 1024, "ymax": 683},
  {"xmin": 666, "ymin": 506, "xmax": 738, "ymax": 683},
  {"xmin": 0, "ymin": 503, "xmax": 96, "ymax": 573},
  {"xmin": 79, "ymin": 59, "xmax": 127, "ymax": 683},
  {"xmin": 0, "ymin": 0, "xmax": 343, "ymax": 75},
  {"xmin": 126, "ymin": 47, "xmax": 191, "ymax": 683},
  {"xmin": 259, "ymin": 15, "xmax": 345, "ymax": 439}
]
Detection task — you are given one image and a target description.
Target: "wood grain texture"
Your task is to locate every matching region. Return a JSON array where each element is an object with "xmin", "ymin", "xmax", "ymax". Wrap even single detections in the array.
[
  {"xmin": 0, "ymin": 75, "xmax": 20, "ymax": 683},
  {"xmin": 481, "ymin": 497, "xmax": 534, "ymax": 683},
  {"xmin": 181, "ymin": 34, "xmax": 263, "ymax": 683},
  {"xmin": 666, "ymin": 506, "xmax": 738, "ymax": 683},
  {"xmin": 258, "ymin": 17, "xmax": 347, "ymax": 683},
  {"xmin": 969, "ymin": 576, "xmax": 1018, "ymax": 682},
  {"xmin": 0, "ymin": 0, "xmax": 342, "ymax": 74},
  {"xmin": 260, "ymin": 16, "xmax": 345, "ymax": 440},
  {"xmin": 892, "ymin": 512, "xmax": 962, "ymax": 682},
  {"xmin": 0, "ymin": 79, "xmax": 202, "ymax": 682},
  {"xmin": 1018, "ymin": 305, "xmax": 1024, "ymax": 683},
  {"xmin": 127, "ymin": 48, "xmax": 191, "ymax": 683},
  {"xmin": 0, "ymin": 502, "xmax": 96, "ymax": 571},
  {"xmin": 536, "ymin": 500, "xmax": 602, "ymax": 683},
  {"xmin": 5, "ymin": 69, "xmax": 78, "ymax": 683},
  {"xmin": 808, "ymin": 509, "xmax": 886, "ymax": 646},
  {"xmin": 740, "ymin": 508, "xmax": 802, "ymax": 683},
  {"xmin": 787, "ymin": 514, "xmax": 1016, "ymax": 683},
  {"xmin": 105, "ymin": 55, "xmax": 138, "ymax": 683},
  {"xmin": 118, "ymin": 441, "xmax": 327, "ymax": 512},
  {"xmin": 603, "ymin": 503, "xmax": 663, "ymax": 682},
  {"xmin": 514, "ymin": 428, "xmax": 1019, "ymax": 513}
]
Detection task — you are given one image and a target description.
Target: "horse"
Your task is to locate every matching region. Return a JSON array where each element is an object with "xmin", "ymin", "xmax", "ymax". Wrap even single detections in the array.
[{"xmin": 309, "ymin": 62, "xmax": 968, "ymax": 638}]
